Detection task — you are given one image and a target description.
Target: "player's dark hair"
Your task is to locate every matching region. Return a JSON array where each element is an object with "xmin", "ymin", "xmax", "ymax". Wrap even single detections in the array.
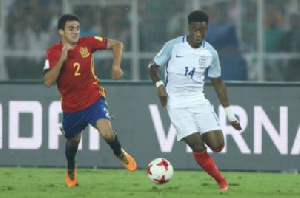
[
  {"xmin": 57, "ymin": 14, "xmax": 80, "ymax": 30},
  {"xmin": 188, "ymin": 10, "xmax": 208, "ymax": 24}
]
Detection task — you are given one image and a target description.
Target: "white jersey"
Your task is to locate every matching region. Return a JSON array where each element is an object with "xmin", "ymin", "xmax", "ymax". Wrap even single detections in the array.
[{"xmin": 154, "ymin": 36, "xmax": 221, "ymax": 108}]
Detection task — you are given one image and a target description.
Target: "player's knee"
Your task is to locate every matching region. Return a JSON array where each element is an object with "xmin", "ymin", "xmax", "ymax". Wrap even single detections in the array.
[
  {"xmin": 211, "ymin": 143, "xmax": 225, "ymax": 153},
  {"xmin": 101, "ymin": 130, "xmax": 115, "ymax": 141},
  {"xmin": 68, "ymin": 138, "xmax": 80, "ymax": 147},
  {"xmin": 188, "ymin": 142, "xmax": 206, "ymax": 153}
]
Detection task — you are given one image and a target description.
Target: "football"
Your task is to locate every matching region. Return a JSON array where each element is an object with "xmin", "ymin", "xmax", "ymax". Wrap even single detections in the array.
[{"xmin": 147, "ymin": 158, "xmax": 174, "ymax": 184}]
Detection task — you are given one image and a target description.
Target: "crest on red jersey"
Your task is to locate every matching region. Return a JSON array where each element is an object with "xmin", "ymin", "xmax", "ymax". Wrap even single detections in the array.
[{"xmin": 80, "ymin": 47, "xmax": 90, "ymax": 58}]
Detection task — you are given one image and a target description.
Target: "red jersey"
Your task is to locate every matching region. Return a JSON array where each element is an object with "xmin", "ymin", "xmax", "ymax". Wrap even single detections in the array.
[{"xmin": 43, "ymin": 36, "xmax": 107, "ymax": 113}]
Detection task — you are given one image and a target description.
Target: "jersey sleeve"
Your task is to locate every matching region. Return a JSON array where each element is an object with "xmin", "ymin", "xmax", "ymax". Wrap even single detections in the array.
[
  {"xmin": 85, "ymin": 36, "xmax": 107, "ymax": 52},
  {"xmin": 43, "ymin": 47, "xmax": 60, "ymax": 75},
  {"xmin": 153, "ymin": 40, "xmax": 174, "ymax": 67},
  {"xmin": 207, "ymin": 49, "xmax": 221, "ymax": 78}
]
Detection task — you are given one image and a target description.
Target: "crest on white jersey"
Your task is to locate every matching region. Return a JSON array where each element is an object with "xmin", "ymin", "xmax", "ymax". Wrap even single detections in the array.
[{"xmin": 199, "ymin": 55, "xmax": 207, "ymax": 67}]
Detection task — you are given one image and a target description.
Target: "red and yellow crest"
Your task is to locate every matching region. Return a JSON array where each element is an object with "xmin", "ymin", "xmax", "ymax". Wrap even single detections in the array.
[{"xmin": 80, "ymin": 47, "xmax": 90, "ymax": 58}]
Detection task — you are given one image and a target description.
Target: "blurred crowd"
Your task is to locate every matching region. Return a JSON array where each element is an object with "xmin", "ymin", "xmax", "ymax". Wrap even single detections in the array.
[
  {"xmin": 2, "ymin": 0, "xmax": 300, "ymax": 81},
  {"xmin": 4, "ymin": 0, "xmax": 61, "ymax": 79}
]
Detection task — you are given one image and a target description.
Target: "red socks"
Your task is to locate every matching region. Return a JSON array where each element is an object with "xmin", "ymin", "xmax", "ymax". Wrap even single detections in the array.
[{"xmin": 193, "ymin": 149, "xmax": 225, "ymax": 183}]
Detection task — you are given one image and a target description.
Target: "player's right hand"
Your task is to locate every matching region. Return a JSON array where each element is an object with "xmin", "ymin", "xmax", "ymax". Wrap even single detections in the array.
[
  {"xmin": 60, "ymin": 44, "xmax": 72, "ymax": 62},
  {"xmin": 157, "ymin": 86, "xmax": 168, "ymax": 107}
]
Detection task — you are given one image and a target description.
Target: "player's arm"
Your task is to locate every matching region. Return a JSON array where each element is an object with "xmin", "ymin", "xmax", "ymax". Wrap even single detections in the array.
[
  {"xmin": 211, "ymin": 77, "xmax": 242, "ymax": 130},
  {"xmin": 106, "ymin": 39, "xmax": 123, "ymax": 80},
  {"xmin": 210, "ymin": 77, "xmax": 229, "ymax": 107},
  {"xmin": 148, "ymin": 61, "xmax": 168, "ymax": 107},
  {"xmin": 43, "ymin": 45, "xmax": 71, "ymax": 87},
  {"xmin": 148, "ymin": 39, "xmax": 174, "ymax": 107}
]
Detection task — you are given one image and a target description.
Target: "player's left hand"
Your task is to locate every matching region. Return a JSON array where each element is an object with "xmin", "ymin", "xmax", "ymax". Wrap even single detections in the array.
[
  {"xmin": 231, "ymin": 121, "xmax": 242, "ymax": 131},
  {"xmin": 112, "ymin": 67, "xmax": 123, "ymax": 80}
]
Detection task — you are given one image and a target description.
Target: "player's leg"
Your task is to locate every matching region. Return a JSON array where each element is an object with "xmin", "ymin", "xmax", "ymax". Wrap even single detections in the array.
[
  {"xmin": 65, "ymin": 133, "xmax": 81, "ymax": 174},
  {"xmin": 168, "ymin": 106, "xmax": 226, "ymax": 188},
  {"xmin": 182, "ymin": 132, "xmax": 206, "ymax": 152},
  {"xmin": 61, "ymin": 110, "xmax": 88, "ymax": 187},
  {"xmin": 202, "ymin": 130, "xmax": 225, "ymax": 152},
  {"xmin": 95, "ymin": 118, "xmax": 120, "ymax": 155},
  {"xmin": 183, "ymin": 133, "xmax": 227, "ymax": 189},
  {"xmin": 64, "ymin": 133, "xmax": 81, "ymax": 187},
  {"xmin": 191, "ymin": 104, "xmax": 229, "ymax": 190},
  {"xmin": 89, "ymin": 97, "xmax": 137, "ymax": 171},
  {"xmin": 201, "ymin": 130, "xmax": 229, "ymax": 190},
  {"xmin": 94, "ymin": 119, "xmax": 136, "ymax": 171}
]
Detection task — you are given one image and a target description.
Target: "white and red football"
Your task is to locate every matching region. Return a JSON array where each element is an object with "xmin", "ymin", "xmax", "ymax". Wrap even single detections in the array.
[{"xmin": 147, "ymin": 158, "xmax": 174, "ymax": 184}]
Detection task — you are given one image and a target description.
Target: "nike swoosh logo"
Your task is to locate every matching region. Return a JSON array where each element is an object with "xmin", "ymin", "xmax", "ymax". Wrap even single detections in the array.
[{"xmin": 176, "ymin": 55, "xmax": 183, "ymax": 58}]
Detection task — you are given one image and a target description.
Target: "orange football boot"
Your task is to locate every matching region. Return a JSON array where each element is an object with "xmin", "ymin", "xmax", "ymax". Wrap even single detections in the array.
[
  {"xmin": 65, "ymin": 167, "xmax": 78, "ymax": 187},
  {"xmin": 117, "ymin": 149, "xmax": 137, "ymax": 172}
]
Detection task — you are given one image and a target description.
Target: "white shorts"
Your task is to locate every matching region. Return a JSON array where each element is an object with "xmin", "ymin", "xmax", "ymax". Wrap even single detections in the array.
[{"xmin": 167, "ymin": 104, "xmax": 221, "ymax": 141}]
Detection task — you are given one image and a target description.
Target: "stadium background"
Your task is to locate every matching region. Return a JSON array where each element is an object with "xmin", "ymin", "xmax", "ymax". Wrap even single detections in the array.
[{"xmin": 0, "ymin": 0, "xmax": 299, "ymax": 172}]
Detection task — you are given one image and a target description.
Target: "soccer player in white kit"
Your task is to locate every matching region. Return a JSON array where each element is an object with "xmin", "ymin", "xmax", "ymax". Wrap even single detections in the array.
[{"xmin": 148, "ymin": 10, "xmax": 242, "ymax": 191}]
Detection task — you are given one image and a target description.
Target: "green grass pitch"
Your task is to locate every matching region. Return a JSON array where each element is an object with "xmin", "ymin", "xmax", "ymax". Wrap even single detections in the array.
[{"xmin": 0, "ymin": 167, "xmax": 299, "ymax": 198}]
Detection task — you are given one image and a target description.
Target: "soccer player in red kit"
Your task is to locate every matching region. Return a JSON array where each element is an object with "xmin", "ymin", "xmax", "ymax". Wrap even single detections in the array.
[{"xmin": 43, "ymin": 14, "xmax": 137, "ymax": 187}]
